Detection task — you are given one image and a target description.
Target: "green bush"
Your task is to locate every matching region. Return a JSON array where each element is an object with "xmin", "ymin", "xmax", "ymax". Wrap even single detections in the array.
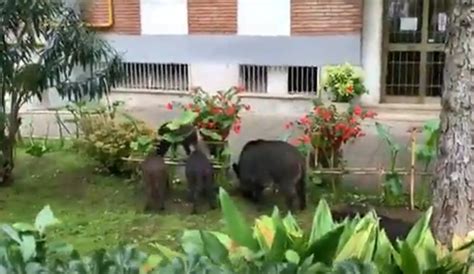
[
  {"xmin": 1, "ymin": 192, "xmax": 473, "ymax": 273},
  {"xmin": 75, "ymin": 111, "xmax": 156, "ymax": 175}
]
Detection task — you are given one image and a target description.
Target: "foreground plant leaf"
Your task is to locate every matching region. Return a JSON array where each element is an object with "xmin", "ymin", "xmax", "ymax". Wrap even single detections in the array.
[
  {"xmin": 219, "ymin": 188, "xmax": 258, "ymax": 251},
  {"xmin": 34, "ymin": 205, "xmax": 60, "ymax": 234},
  {"xmin": 309, "ymin": 199, "xmax": 334, "ymax": 244}
]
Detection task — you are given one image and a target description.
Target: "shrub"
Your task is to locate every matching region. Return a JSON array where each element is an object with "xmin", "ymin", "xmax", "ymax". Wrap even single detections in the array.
[
  {"xmin": 322, "ymin": 63, "xmax": 367, "ymax": 103},
  {"xmin": 74, "ymin": 105, "xmax": 155, "ymax": 175}
]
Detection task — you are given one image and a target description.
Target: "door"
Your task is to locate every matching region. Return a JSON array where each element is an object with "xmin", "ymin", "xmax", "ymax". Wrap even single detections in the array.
[{"xmin": 382, "ymin": 0, "xmax": 450, "ymax": 104}]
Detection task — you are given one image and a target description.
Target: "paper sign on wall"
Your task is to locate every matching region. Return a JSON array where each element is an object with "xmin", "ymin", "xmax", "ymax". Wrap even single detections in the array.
[
  {"xmin": 438, "ymin": 12, "xmax": 447, "ymax": 32},
  {"xmin": 400, "ymin": 17, "xmax": 418, "ymax": 31}
]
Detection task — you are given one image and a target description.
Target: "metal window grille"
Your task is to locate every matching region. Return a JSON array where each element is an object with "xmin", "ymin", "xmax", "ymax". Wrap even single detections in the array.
[
  {"xmin": 426, "ymin": 51, "xmax": 445, "ymax": 97},
  {"xmin": 239, "ymin": 65, "xmax": 268, "ymax": 93},
  {"xmin": 385, "ymin": 51, "xmax": 421, "ymax": 96},
  {"xmin": 117, "ymin": 63, "xmax": 190, "ymax": 91},
  {"xmin": 287, "ymin": 66, "xmax": 318, "ymax": 95}
]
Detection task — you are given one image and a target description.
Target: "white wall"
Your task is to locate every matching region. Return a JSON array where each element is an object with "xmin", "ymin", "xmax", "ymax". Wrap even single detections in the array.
[
  {"xmin": 140, "ymin": 0, "xmax": 188, "ymax": 35},
  {"xmin": 238, "ymin": 0, "xmax": 290, "ymax": 36},
  {"xmin": 190, "ymin": 64, "xmax": 239, "ymax": 93}
]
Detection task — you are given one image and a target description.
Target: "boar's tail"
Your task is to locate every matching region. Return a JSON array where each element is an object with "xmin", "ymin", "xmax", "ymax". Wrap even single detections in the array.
[{"xmin": 297, "ymin": 163, "xmax": 307, "ymax": 210}]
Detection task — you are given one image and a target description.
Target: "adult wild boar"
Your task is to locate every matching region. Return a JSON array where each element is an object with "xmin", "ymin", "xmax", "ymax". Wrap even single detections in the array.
[{"xmin": 233, "ymin": 139, "xmax": 306, "ymax": 211}]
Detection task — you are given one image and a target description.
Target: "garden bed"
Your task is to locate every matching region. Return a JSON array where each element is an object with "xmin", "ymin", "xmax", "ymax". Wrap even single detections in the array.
[{"xmin": 0, "ymin": 148, "xmax": 424, "ymax": 255}]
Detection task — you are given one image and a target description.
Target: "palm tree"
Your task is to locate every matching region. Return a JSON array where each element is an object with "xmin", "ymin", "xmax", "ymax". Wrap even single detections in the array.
[{"xmin": 0, "ymin": 0, "xmax": 122, "ymax": 186}]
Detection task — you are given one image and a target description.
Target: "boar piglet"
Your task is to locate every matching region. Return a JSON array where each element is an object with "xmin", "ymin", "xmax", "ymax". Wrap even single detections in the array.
[
  {"xmin": 141, "ymin": 153, "xmax": 169, "ymax": 212},
  {"xmin": 185, "ymin": 146, "xmax": 217, "ymax": 214}
]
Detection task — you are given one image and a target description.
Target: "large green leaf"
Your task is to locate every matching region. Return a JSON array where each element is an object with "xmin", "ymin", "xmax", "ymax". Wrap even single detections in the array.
[
  {"xmin": 151, "ymin": 243, "xmax": 183, "ymax": 262},
  {"xmin": 1, "ymin": 225, "xmax": 21, "ymax": 244},
  {"xmin": 331, "ymin": 259, "xmax": 379, "ymax": 274},
  {"xmin": 405, "ymin": 207, "xmax": 433, "ymax": 247},
  {"xmin": 373, "ymin": 230, "xmax": 395, "ymax": 272},
  {"xmin": 284, "ymin": 250, "xmax": 300, "ymax": 265},
  {"xmin": 181, "ymin": 230, "xmax": 204, "ymax": 254},
  {"xmin": 309, "ymin": 199, "xmax": 334, "ymax": 244},
  {"xmin": 166, "ymin": 110, "xmax": 198, "ymax": 130},
  {"xmin": 19, "ymin": 235, "xmax": 36, "ymax": 262},
  {"xmin": 34, "ymin": 205, "xmax": 59, "ymax": 234},
  {"xmin": 375, "ymin": 122, "xmax": 400, "ymax": 154},
  {"xmin": 200, "ymin": 128, "xmax": 224, "ymax": 141},
  {"xmin": 200, "ymin": 230, "xmax": 230, "ymax": 265},
  {"xmin": 335, "ymin": 214, "xmax": 377, "ymax": 263},
  {"xmin": 218, "ymin": 188, "xmax": 259, "ymax": 251},
  {"xmin": 304, "ymin": 225, "xmax": 345, "ymax": 265},
  {"xmin": 399, "ymin": 241, "xmax": 421, "ymax": 274}
]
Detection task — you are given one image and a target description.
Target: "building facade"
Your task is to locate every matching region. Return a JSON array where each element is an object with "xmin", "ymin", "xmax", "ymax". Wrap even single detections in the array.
[{"xmin": 27, "ymin": 0, "xmax": 450, "ymax": 113}]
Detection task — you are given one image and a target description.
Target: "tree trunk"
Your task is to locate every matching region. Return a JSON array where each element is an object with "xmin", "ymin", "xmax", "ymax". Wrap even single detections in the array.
[{"xmin": 431, "ymin": 0, "xmax": 474, "ymax": 245}]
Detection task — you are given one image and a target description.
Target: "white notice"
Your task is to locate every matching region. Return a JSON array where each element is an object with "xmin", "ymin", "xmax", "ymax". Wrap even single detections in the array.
[
  {"xmin": 438, "ymin": 12, "xmax": 447, "ymax": 32},
  {"xmin": 400, "ymin": 17, "xmax": 418, "ymax": 31}
]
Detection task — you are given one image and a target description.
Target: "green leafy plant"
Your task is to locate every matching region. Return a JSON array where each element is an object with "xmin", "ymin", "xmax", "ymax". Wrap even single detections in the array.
[
  {"xmin": 416, "ymin": 119, "xmax": 440, "ymax": 169},
  {"xmin": 74, "ymin": 104, "xmax": 156, "ymax": 175},
  {"xmin": 375, "ymin": 122, "xmax": 405, "ymax": 206},
  {"xmin": 1, "ymin": 197, "xmax": 474, "ymax": 273},
  {"xmin": 0, "ymin": 0, "xmax": 123, "ymax": 186},
  {"xmin": 321, "ymin": 63, "xmax": 367, "ymax": 103}
]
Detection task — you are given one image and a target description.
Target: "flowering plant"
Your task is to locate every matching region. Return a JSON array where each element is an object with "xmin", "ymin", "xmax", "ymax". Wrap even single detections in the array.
[
  {"xmin": 167, "ymin": 86, "xmax": 250, "ymax": 141},
  {"xmin": 286, "ymin": 101, "xmax": 376, "ymax": 165},
  {"xmin": 322, "ymin": 63, "xmax": 367, "ymax": 102}
]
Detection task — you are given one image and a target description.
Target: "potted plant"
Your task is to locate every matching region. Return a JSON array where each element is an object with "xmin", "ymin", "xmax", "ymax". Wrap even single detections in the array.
[
  {"xmin": 321, "ymin": 63, "xmax": 367, "ymax": 103},
  {"xmin": 169, "ymin": 86, "xmax": 250, "ymax": 160}
]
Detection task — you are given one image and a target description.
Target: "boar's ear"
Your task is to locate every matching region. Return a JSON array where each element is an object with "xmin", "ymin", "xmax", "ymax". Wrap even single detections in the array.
[{"xmin": 232, "ymin": 163, "xmax": 239, "ymax": 177}]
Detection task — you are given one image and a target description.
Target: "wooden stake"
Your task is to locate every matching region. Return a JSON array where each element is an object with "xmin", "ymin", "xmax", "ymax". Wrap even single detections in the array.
[{"xmin": 409, "ymin": 130, "xmax": 417, "ymax": 210}]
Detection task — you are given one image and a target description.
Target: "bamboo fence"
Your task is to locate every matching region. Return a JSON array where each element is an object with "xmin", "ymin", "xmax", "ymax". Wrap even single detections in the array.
[{"xmin": 124, "ymin": 130, "xmax": 431, "ymax": 210}]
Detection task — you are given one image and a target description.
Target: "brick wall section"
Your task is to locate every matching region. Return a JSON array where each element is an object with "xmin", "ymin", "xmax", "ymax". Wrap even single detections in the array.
[
  {"xmin": 84, "ymin": 0, "xmax": 141, "ymax": 35},
  {"xmin": 188, "ymin": 0, "xmax": 237, "ymax": 34},
  {"xmin": 291, "ymin": 0, "xmax": 363, "ymax": 35}
]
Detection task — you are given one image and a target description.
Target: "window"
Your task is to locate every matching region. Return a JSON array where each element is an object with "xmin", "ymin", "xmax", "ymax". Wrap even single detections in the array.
[
  {"xmin": 239, "ymin": 65, "xmax": 268, "ymax": 93},
  {"xmin": 238, "ymin": 0, "xmax": 290, "ymax": 36},
  {"xmin": 140, "ymin": 0, "xmax": 188, "ymax": 35},
  {"xmin": 118, "ymin": 63, "xmax": 190, "ymax": 91},
  {"xmin": 287, "ymin": 66, "xmax": 318, "ymax": 94}
]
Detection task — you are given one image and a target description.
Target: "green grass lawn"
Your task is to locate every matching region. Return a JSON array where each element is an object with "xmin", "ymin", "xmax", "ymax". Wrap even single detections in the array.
[
  {"xmin": 0, "ymin": 146, "xmax": 421, "ymax": 254},
  {"xmin": 0, "ymin": 148, "xmax": 323, "ymax": 254}
]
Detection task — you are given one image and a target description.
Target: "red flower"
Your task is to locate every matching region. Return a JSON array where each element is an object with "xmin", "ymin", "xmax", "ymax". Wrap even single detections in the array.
[
  {"xmin": 235, "ymin": 85, "xmax": 246, "ymax": 93},
  {"xmin": 290, "ymin": 138, "xmax": 301, "ymax": 146},
  {"xmin": 364, "ymin": 110, "xmax": 377, "ymax": 119},
  {"xmin": 233, "ymin": 123, "xmax": 241, "ymax": 134},
  {"xmin": 207, "ymin": 122, "xmax": 215, "ymax": 129},
  {"xmin": 211, "ymin": 107, "xmax": 222, "ymax": 115},
  {"xmin": 299, "ymin": 115, "xmax": 311, "ymax": 126},
  {"xmin": 346, "ymin": 85, "xmax": 354, "ymax": 94},
  {"xmin": 285, "ymin": 122, "xmax": 294, "ymax": 129},
  {"xmin": 225, "ymin": 106, "xmax": 236, "ymax": 116},
  {"xmin": 244, "ymin": 104, "xmax": 251, "ymax": 111},
  {"xmin": 166, "ymin": 103, "xmax": 173, "ymax": 110},
  {"xmin": 353, "ymin": 105, "xmax": 362, "ymax": 116},
  {"xmin": 299, "ymin": 135, "xmax": 311, "ymax": 144}
]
